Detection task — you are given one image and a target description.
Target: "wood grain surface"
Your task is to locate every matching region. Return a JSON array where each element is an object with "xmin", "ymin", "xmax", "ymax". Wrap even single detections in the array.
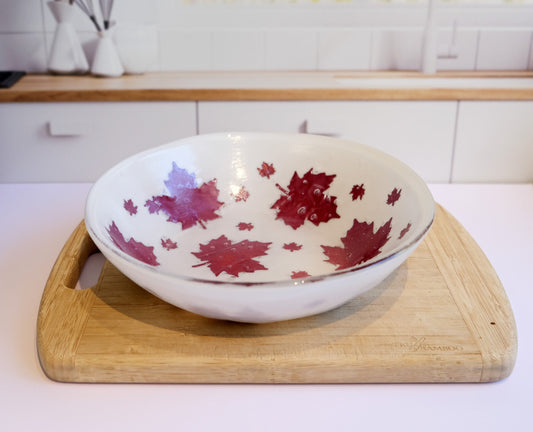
[
  {"xmin": 36, "ymin": 205, "xmax": 517, "ymax": 383},
  {"xmin": 3, "ymin": 71, "xmax": 533, "ymax": 102}
]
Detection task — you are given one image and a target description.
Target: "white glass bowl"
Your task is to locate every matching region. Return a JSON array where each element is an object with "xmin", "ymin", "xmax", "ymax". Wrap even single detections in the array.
[{"xmin": 85, "ymin": 132, "xmax": 435, "ymax": 323}]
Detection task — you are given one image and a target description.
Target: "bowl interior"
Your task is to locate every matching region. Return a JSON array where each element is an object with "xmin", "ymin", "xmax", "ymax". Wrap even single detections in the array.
[{"xmin": 86, "ymin": 132, "xmax": 435, "ymax": 284}]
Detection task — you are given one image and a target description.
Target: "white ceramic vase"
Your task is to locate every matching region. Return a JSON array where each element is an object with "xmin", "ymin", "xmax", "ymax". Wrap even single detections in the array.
[
  {"xmin": 91, "ymin": 30, "xmax": 124, "ymax": 78},
  {"xmin": 47, "ymin": 1, "xmax": 89, "ymax": 75}
]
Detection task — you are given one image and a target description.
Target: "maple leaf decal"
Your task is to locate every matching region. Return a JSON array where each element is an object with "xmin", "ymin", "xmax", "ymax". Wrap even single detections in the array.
[
  {"xmin": 192, "ymin": 235, "xmax": 271, "ymax": 277},
  {"xmin": 232, "ymin": 185, "xmax": 249, "ymax": 202},
  {"xmin": 258, "ymin": 162, "xmax": 275, "ymax": 179},
  {"xmin": 283, "ymin": 242, "xmax": 302, "ymax": 252},
  {"xmin": 322, "ymin": 217, "xmax": 392, "ymax": 271},
  {"xmin": 291, "ymin": 271, "xmax": 310, "ymax": 279},
  {"xmin": 145, "ymin": 162, "xmax": 224, "ymax": 230},
  {"xmin": 387, "ymin": 187, "xmax": 402, "ymax": 206},
  {"xmin": 398, "ymin": 222, "xmax": 412, "ymax": 239},
  {"xmin": 107, "ymin": 221, "xmax": 159, "ymax": 266},
  {"xmin": 237, "ymin": 222, "xmax": 254, "ymax": 231},
  {"xmin": 350, "ymin": 184, "xmax": 365, "ymax": 201},
  {"xmin": 271, "ymin": 169, "xmax": 340, "ymax": 230},
  {"xmin": 161, "ymin": 238, "xmax": 178, "ymax": 250},
  {"xmin": 123, "ymin": 199, "xmax": 138, "ymax": 215}
]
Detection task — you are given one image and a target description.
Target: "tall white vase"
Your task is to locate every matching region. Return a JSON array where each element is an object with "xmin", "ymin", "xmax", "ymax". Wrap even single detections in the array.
[
  {"xmin": 47, "ymin": 1, "xmax": 89, "ymax": 75},
  {"xmin": 91, "ymin": 30, "xmax": 124, "ymax": 78}
]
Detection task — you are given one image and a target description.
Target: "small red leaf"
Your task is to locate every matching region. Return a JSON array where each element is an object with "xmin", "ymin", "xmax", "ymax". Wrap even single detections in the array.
[
  {"xmin": 237, "ymin": 222, "xmax": 254, "ymax": 231},
  {"xmin": 161, "ymin": 238, "xmax": 178, "ymax": 250},
  {"xmin": 387, "ymin": 188, "xmax": 402, "ymax": 206},
  {"xmin": 398, "ymin": 222, "xmax": 412, "ymax": 239},
  {"xmin": 322, "ymin": 217, "xmax": 392, "ymax": 270},
  {"xmin": 291, "ymin": 271, "xmax": 310, "ymax": 279},
  {"xmin": 232, "ymin": 186, "xmax": 250, "ymax": 202},
  {"xmin": 123, "ymin": 199, "xmax": 138, "ymax": 215},
  {"xmin": 258, "ymin": 161, "xmax": 275, "ymax": 179},
  {"xmin": 192, "ymin": 235, "xmax": 271, "ymax": 277},
  {"xmin": 283, "ymin": 242, "xmax": 302, "ymax": 252},
  {"xmin": 350, "ymin": 184, "xmax": 365, "ymax": 201}
]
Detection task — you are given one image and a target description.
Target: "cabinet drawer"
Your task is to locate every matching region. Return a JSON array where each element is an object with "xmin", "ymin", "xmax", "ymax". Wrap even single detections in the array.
[
  {"xmin": 453, "ymin": 101, "xmax": 533, "ymax": 183},
  {"xmin": 199, "ymin": 101, "xmax": 456, "ymax": 183},
  {"xmin": 0, "ymin": 102, "xmax": 196, "ymax": 182}
]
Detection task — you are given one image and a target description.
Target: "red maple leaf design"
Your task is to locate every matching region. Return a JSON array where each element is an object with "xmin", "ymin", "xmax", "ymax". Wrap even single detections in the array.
[
  {"xmin": 291, "ymin": 271, "xmax": 310, "ymax": 279},
  {"xmin": 237, "ymin": 222, "xmax": 254, "ymax": 231},
  {"xmin": 107, "ymin": 221, "xmax": 159, "ymax": 266},
  {"xmin": 161, "ymin": 238, "xmax": 178, "ymax": 250},
  {"xmin": 192, "ymin": 235, "xmax": 271, "ymax": 277},
  {"xmin": 123, "ymin": 199, "xmax": 138, "ymax": 215},
  {"xmin": 271, "ymin": 169, "xmax": 339, "ymax": 230},
  {"xmin": 387, "ymin": 187, "xmax": 402, "ymax": 206},
  {"xmin": 350, "ymin": 184, "xmax": 365, "ymax": 201},
  {"xmin": 322, "ymin": 217, "xmax": 392, "ymax": 270},
  {"xmin": 232, "ymin": 186, "xmax": 250, "ymax": 202},
  {"xmin": 398, "ymin": 222, "xmax": 412, "ymax": 239},
  {"xmin": 283, "ymin": 242, "xmax": 302, "ymax": 252},
  {"xmin": 258, "ymin": 162, "xmax": 276, "ymax": 179},
  {"xmin": 145, "ymin": 162, "xmax": 224, "ymax": 230}
]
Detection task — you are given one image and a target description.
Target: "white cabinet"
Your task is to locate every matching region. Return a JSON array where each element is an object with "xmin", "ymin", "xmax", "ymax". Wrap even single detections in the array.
[
  {"xmin": 199, "ymin": 101, "xmax": 457, "ymax": 183},
  {"xmin": 0, "ymin": 102, "xmax": 196, "ymax": 182},
  {"xmin": 5, "ymin": 99, "xmax": 530, "ymax": 184},
  {"xmin": 453, "ymin": 101, "xmax": 533, "ymax": 183}
]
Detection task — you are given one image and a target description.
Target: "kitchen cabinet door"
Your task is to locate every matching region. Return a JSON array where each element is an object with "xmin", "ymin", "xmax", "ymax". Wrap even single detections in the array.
[
  {"xmin": 0, "ymin": 102, "xmax": 196, "ymax": 182},
  {"xmin": 453, "ymin": 101, "xmax": 533, "ymax": 183},
  {"xmin": 198, "ymin": 101, "xmax": 457, "ymax": 183}
]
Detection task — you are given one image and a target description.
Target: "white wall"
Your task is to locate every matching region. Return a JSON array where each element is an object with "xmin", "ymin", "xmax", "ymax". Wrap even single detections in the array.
[{"xmin": 1, "ymin": 0, "xmax": 533, "ymax": 73}]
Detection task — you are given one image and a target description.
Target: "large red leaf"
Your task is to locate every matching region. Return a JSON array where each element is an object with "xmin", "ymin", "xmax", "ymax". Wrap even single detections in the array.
[
  {"xmin": 145, "ymin": 163, "xmax": 224, "ymax": 230},
  {"xmin": 192, "ymin": 235, "xmax": 271, "ymax": 277},
  {"xmin": 271, "ymin": 169, "xmax": 339, "ymax": 229},
  {"xmin": 322, "ymin": 217, "xmax": 392, "ymax": 270},
  {"xmin": 107, "ymin": 221, "xmax": 159, "ymax": 266}
]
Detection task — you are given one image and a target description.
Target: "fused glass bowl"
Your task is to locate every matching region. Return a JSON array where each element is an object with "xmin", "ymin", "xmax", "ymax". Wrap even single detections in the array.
[{"xmin": 85, "ymin": 132, "xmax": 435, "ymax": 323}]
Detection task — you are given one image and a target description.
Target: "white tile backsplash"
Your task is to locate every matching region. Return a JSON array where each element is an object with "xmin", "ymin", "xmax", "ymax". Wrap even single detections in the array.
[
  {"xmin": 0, "ymin": 33, "xmax": 47, "ymax": 73},
  {"xmin": 318, "ymin": 29, "xmax": 372, "ymax": 70},
  {"xmin": 476, "ymin": 29, "xmax": 532, "ymax": 70},
  {"xmin": 0, "ymin": 1, "xmax": 44, "ymax": 32},
  {"xmin": 212, "ymin": 30, "xmax": 265, "ymax": 70},
  {"xmin": 1, "ymin": 3, "xmax": 533, "ymax": 73},
  {"xmin": 159, "ymin": 29, "xmax": 211, "ymax": 71},
  {"xmin": 371, "ymin": 28, "xmax": 423, "ymax": 71},
  {"xmin": 265, "ymin": 30, "xmax": 317, "ymax": 70}
]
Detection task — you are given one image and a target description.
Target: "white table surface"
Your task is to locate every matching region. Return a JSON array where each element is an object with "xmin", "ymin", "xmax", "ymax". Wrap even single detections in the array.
[{"xmin": 1, "ymin": 182, "xmax": 532, "ymax": 432}]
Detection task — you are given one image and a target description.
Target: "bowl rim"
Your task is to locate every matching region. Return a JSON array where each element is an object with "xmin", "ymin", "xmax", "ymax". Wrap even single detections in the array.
[{"xmin": 85, "ymin": 131, "xmax": 436, "ymax": 288}]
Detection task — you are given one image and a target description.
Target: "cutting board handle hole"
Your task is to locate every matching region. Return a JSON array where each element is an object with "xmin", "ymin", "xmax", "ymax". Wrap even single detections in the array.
[{"xmin": 75, "ymin": 252, "xmax": 105, "ymax": 290}]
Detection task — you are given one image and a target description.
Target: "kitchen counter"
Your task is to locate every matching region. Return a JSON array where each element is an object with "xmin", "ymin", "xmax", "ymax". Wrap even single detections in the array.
[
  {"xmin": 3, "ymin": 71, "xmax": 533, "ymax": 102},
  {"xmin": 1, "ymin": 182, "xmax": 532, "ymax": 431}
]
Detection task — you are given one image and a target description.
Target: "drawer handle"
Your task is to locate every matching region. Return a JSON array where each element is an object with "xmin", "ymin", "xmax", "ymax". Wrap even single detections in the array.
[{"xmin": 47, "ymin": 121, "xmax": 89, "ymax": 137}]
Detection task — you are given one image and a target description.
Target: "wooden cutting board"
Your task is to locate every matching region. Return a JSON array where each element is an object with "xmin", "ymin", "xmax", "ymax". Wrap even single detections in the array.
[{"xmin": 37, "ymin": 205, "xmax": 517, "ymax": 383}]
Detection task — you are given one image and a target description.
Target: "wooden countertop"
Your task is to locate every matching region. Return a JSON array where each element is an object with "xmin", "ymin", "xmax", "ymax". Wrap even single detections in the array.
[{"xmin": 2, "ymin": 71, "xmax": 533, "ymax": 102}]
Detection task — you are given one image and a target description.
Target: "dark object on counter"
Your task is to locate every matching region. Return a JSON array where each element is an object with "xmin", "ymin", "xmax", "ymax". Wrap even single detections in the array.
[{"xmin": 0, "ymin": 71, "xmax": 26, "ymax": 88}]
